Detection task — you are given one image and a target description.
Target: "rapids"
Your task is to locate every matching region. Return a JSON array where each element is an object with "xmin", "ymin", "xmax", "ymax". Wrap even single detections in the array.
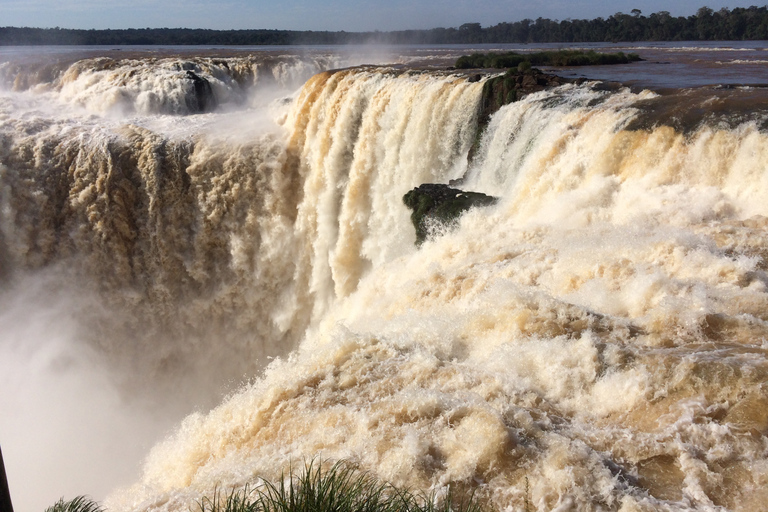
[{"xmin": 2, "ymin": 48, "xmax": 768, "ymax": 512}]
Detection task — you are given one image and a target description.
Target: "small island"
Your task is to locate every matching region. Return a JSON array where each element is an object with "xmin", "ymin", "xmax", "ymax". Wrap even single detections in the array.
[{"xmin": 454, "ymin": 49, "xmax": 642, "ymax": 70}]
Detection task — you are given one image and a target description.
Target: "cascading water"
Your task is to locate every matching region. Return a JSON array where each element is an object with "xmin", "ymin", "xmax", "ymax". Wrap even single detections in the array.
[
  {"xmin": 2, "ymin": 48, "xmax": 768, "ymax": 512},
  {"xmin": 0, "ymin": 53, "xmax": 346, "ymax": 114},
  {"xmin": 0, "ymin": 51, "xmax": 350, "ymax": 510}
]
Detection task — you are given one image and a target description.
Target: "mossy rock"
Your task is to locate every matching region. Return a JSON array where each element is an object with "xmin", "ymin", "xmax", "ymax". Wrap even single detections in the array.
[{"xmin": 403, "ymin": 184, "xmax": 498, "ymax": 245}]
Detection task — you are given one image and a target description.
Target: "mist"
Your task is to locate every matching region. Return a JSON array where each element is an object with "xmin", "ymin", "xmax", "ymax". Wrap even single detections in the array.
[
  {"xmin": 0, "ymin": 51, "xmax": 344, "ymax": 511},
  {"xmin": 0, "ymin": 272, "xmax": 186, "ymax": 512}
]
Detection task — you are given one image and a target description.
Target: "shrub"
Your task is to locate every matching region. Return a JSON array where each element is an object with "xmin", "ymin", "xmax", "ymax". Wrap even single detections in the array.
[
  {"xmin": 45, "ymin": 496, "xmax": 103, "ymax": 512},
  {"xmin": 455, "ymin": 50, "xmax": 642, "ymax": 69},
  {"xmin": 197, "ymin": 461, "xmax": 484, "ymax": 512},
  {"xmin": 43, "ymin": 462, "xmax": 485, "ymax": 512}
]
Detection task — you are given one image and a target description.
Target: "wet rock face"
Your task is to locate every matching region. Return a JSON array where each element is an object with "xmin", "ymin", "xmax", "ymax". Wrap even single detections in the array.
[
  {"xmin": 403, "ymin": 183, "xmax": 498, "ymax": 245},
  {"xmin": 479, "ymin": 68, "xmax": 572, "ymax": 125},
  {"xmin": 185, "ymin": 70, "xmax": 217, "ymax": 113},
  {"xmin": 467, "ymin": 69, "xmax": 576, "ymax": 162}
]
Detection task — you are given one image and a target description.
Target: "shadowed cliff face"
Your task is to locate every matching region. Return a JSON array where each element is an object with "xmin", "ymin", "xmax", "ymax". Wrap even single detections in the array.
[{"xmin": 184, "ymin": 70, "xmax": 217, "ymax": 113}]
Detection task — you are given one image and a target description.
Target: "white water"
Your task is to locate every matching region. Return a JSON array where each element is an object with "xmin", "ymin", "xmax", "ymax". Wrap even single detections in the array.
[{"xmin": 2, "ymin": 52, "xmax": 768, "ymax": 512}]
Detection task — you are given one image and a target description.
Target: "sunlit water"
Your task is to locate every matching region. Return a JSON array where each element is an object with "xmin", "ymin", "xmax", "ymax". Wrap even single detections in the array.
[{"xmin": 1, "ymin": 43, "xmax": 768, "ymax": 512}]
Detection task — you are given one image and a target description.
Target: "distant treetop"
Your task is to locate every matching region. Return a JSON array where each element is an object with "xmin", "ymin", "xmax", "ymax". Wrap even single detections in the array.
[{"xmin": 2, "ymin": 6, "xmax": 768, "ymax": 45}]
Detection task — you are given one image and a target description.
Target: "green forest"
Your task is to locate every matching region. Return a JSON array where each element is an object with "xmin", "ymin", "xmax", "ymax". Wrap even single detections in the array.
[{"xmin": 2, "ymin": 6, "xmax": 768, "ymax": 45}]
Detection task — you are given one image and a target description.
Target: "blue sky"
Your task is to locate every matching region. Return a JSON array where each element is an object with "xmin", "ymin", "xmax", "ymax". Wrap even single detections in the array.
[{"xmin": 0, "ymin": 0, "xmax": 764, "ymax": 31}]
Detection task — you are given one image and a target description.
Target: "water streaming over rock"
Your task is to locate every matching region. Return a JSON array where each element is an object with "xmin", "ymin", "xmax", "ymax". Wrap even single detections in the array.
[{"xmin": 2, "ymin": 49, "xmax": 768, "ymax": 512}]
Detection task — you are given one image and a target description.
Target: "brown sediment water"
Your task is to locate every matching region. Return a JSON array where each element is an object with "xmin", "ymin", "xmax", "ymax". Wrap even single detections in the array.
[{"xmin": 1, "ymin": 45, "xmax": 768, "ymax": 512}]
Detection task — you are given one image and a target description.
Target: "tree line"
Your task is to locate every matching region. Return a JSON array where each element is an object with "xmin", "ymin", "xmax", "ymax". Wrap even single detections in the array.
[{"xmin": 2, "ymin": 6, "xmax": 768, "ymax": 46}]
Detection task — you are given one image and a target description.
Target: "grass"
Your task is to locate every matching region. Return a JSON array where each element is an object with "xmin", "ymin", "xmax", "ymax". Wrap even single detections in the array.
[
  {"xmin": 44, "ymin": 496, "xmax": 103, "ymax": 512},
  {"xmin": 43, "ymin": 461, "xmax": 485, "ymax": 512},
  {"xmin": 455, "ymin": 49, "xmax": 642, "ymax": 69},
  {"xmin": 196, "ymin": 461, "xmax": 484, "ymax": 512}
]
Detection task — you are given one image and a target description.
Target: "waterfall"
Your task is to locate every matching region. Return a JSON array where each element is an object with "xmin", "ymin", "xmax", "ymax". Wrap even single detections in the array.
[{"xmin": 2, "ymin": 57, "xmax": 768, "ymax": 511}]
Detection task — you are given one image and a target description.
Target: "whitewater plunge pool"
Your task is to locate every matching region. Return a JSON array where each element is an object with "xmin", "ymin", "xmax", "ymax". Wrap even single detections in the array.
[{"xmin": 1, "ymin": 42, "xmax": 768, "ymax": 511}]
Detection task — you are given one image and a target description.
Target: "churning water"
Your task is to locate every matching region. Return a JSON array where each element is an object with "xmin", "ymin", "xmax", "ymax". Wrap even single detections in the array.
[{"xmin": 2, "ymin": 43, "xmax": 768, "ymax": 512}]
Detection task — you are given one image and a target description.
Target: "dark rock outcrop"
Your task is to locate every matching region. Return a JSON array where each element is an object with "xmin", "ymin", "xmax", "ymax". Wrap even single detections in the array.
[
  {"xmin": 185, "ymin": 70, "xmax": 217, "ymax": 113},
  {"xmin": 403, "ymin": 184, "xmax": 498, "ymax": 245},
  {"xmin": 467, "ymin": 68, "xmax": 574, "ymax": 161},
  {"xmin": 479, "ymin": 68, "xmax": 571, "ymax": 129}
]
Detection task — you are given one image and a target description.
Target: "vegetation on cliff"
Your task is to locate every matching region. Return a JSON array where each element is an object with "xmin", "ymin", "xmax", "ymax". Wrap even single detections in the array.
[
  {"xmin": 455, "ymin": 50, "xmax": 641, "ymax": 70},
  {"xmin": 403, "ymin": 184, "xmax": 498, "ymax": 245}
]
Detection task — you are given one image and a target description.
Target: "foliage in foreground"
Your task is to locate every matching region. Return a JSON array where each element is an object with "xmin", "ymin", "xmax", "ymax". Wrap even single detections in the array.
[
  {"xmin": 42, "ymin": 462, "xmax": 484, "ymax": 512},
  {"xmin": 44, "ymin": 496, "xmax": 104, "ymax": 512},
  {"xmin": 455, "ymin": 50, "xmax": 642, "ymax": 69},
  {"xmin": 197, "ymin": 461, "xmax": 484, "ymax": 512}
]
